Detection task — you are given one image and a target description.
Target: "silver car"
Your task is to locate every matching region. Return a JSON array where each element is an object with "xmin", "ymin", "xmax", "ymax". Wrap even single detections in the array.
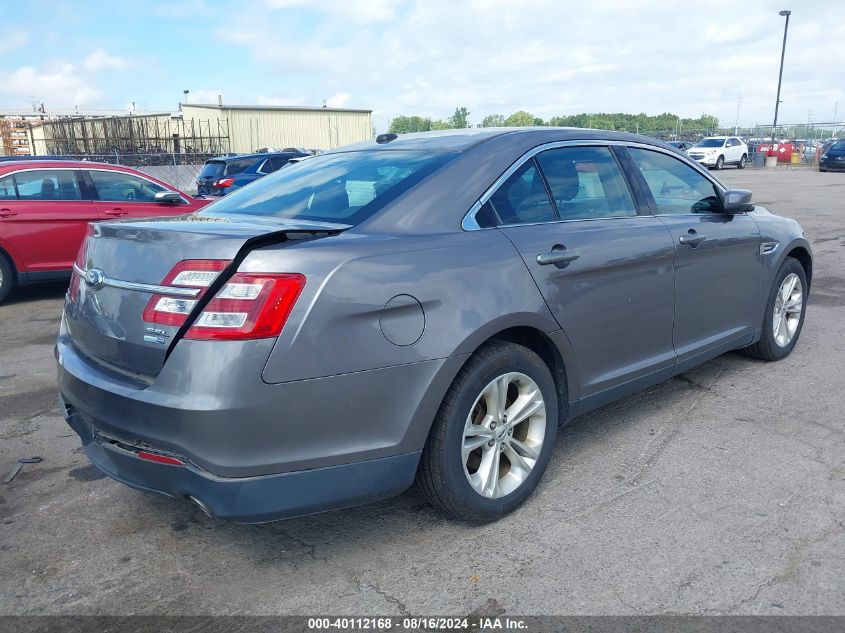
[{"xmin": 57, "ymin": 128, "xmax": 812, "ymax": 523}]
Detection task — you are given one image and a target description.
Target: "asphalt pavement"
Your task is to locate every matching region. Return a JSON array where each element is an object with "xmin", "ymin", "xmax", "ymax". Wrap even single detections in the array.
[{"xmin": 0, "ymin": 167, "xmax": 843, "ymax": 615}]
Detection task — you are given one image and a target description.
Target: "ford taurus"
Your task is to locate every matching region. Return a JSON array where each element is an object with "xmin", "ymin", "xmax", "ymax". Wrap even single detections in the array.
[{"xmin": 57, "ymin": 128, "xmax": 812, "ymax": 523}]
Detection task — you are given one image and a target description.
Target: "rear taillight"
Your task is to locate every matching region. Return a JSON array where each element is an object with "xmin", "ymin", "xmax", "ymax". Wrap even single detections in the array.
[
  {"xmin": 142, "ymin": 260, "xmax": 230, "ymax": 326},
  {"xmin": 185, "ymin": 273, "xmax": 305, "ymax": 340},
  {"xmin": 214, "ymin": 178, "xmax": 235, "ymax": 188}
]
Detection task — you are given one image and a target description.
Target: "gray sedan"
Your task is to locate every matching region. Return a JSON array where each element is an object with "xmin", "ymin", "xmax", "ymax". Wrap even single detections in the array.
[{"xmin": 57, "ymin": 128, "xmax": 811, "ymax": 523}]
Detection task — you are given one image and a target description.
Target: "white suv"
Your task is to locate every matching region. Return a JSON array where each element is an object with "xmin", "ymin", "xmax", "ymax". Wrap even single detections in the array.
[{"xmin": 687, "ymin": 136, "xmax": 749, "ymax": 170}]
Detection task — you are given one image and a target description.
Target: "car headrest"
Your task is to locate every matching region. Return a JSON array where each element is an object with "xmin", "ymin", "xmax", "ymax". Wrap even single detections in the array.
[
  {"xmin": 41, "ymin": 179, "xmax": 57, "ymax": 198},
  {"xmin": 543, "ymin": 159, "xmax": 580, "ymax": 201}
]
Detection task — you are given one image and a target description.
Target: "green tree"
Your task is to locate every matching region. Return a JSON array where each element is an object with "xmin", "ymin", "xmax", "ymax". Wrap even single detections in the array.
[
  {"xmin": 480, "ymin": 114, "xmax": 505, "ymax": 127},
  {"xmin": 388, "ymin": 115, "xmax": 432, "ymax": 134},
  {"xmin": 503, "ymin": 110, "xmax": 536, "ymax": 127},
  {"xmin": 448, "ymin": 107, "xmax": 470, "ymax": 129}
]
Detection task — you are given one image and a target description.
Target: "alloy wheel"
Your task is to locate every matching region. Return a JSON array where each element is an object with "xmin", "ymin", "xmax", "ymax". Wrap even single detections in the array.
[
  {"xmin": 773, "ymin": 272, "xmax": 803, "ymax": 347},
  {"xmin": 462, "ymin": 372, "xmax": 546, "ymax": 499}
]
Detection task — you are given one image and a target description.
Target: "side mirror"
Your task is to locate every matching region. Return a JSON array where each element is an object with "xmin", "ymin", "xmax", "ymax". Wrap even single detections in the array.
[
  {"xmin": 722, "ymin": 188, "xmax": 754, "ymax": 214},
  {"xmin": 154, "ymin": 191, "xmax": 183, "ymax": 204}
]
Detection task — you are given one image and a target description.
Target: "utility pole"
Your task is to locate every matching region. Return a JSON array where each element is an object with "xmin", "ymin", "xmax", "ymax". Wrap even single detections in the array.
[
  {"xmin": 734, "ymin": 94, "xmax": 742, "ymax": 135},
  {"xmin": 771, "ymin": 10, "xmax": 791, "ymax": 152}
]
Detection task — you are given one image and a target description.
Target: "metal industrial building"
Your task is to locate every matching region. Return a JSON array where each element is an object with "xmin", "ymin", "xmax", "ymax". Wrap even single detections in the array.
[
  {"xmin": 27, "ymin": 103, "xmax": 374, "ymax": 157},
  {"xmin": 181, "ymin": 103, "xmax": 373, "ymax": 153}
]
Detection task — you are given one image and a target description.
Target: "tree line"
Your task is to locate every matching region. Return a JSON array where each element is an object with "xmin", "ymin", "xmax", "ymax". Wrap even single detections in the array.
[{"xmin": 389, "ymin": 107, "xmax": 721, "ymax": 135}]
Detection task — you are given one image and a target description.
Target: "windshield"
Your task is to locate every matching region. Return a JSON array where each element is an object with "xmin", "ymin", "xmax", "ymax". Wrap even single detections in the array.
[
  {"xmin": 833, "ymin": 140, "xmax": 845, "ymax": 151},
  {"xmin": 694, "ymin": 138, "xmax": 726, "ymax": 148},
  {"xmin": 201, "ymin": 150, "xmax": 454, "ymax": 226}
]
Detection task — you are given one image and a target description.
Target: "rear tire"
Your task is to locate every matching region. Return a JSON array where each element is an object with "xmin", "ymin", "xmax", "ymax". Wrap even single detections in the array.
[
  {"xmin": 715, "ymin": 155, "xmax": 725, "ymax": 170},
  {"xmin": 737, "ymin": 154, "xmax": 747, "ymax": 169},
  {"xmin": 0, "ymin": 252, "xmax": 14, "ymax": 304},
  {"xmin": 740, "ymin": 257, "xmax": 807, "ymax": 361},
  {"xmin": 415, "ymin": 341, "xmax": 558, "ymax": 522}
]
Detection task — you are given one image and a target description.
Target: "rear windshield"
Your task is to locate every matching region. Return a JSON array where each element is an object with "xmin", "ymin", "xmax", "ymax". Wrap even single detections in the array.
[
  {"xmin": 694, "ymin": 138, "xmax": 725, "ymax": 148},
  {"xmin": 201, "ymin": 150, "xmax": 454, "ymax": 225},
  {"xmin": 199, "ymin": 161, "xmax": 225, "ymax": 179}
]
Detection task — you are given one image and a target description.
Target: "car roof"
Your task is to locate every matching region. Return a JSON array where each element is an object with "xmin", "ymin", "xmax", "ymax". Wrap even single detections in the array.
[
  {"xmin": 206, "ymin": 151, "xmax": 304, "ymax": 163},
  {"xmin": 0, "ymin": 160, "xmax": 135, "ymax": 171},
  {"xmin": 335, "ymin": 127, "xmax": 673, "ymax": 153}
]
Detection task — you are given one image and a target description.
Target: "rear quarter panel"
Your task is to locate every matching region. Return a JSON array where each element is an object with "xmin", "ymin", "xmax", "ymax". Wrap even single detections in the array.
[{"xmin": 246, "ymin": 229, "xmax": 561, "ymax": 384}]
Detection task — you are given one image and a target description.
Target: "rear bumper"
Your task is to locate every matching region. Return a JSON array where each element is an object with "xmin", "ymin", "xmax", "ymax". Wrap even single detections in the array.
[
  {"xmin": 62, "ymin": 395, "xmax": 419, "ymax": 523},
  {"xmin": 819, "ymin": 159, "xmax": 845, "ymax": 171}
]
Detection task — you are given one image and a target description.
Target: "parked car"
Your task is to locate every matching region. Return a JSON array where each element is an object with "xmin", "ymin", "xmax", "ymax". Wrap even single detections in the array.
[
  {"xmin": 0, "ymin": 160, "xmax": 211, "ymax": 302},
  {"xmin": 819, "ymin": 139, "xmax": 845, "ymax": 172},
  {"xmin": 666, "ymin": 140, "xmax": 693, "ymax": 152},
  {"xmin": 0, "ymin": 155, "xmax": 69, "ymax": 162},
  {"xmin": 58, "ymin": 128, "xmax": 811, "ymax": 524},
  {"xmin": 196, "ymin": 151, "xmax": 309, "ymax": 197},
  {"xmin": 688, "ymin": 136, "xmax": 749, "ymax": 169}
]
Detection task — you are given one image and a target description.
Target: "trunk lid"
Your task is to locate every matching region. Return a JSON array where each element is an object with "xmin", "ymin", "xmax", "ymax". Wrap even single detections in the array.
[{"xmin": 65, "ymin": 214, "xmax": 345, "ymax": 379}]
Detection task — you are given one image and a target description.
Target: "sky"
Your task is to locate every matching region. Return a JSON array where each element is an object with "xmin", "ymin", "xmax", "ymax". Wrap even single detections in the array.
[{"xmin": 1, "ymin": 0, "xmax": 843, "ymax": 132}]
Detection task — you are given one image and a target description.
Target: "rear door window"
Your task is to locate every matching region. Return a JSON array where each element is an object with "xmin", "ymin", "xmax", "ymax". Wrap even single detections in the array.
[
  {"xmin": 14, "ymin": 169, "xmax": 82, "ymax": 200},
  {"xmin": 0, "ymin": 174, "xmax": 16, "ymax": 199},
  {"xmin": 535, "ymin": 146, "xmax": 636, "ymax": 220}
]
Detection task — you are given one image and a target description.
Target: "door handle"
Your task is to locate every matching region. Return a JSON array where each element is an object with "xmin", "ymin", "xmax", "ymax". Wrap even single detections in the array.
[
  {"xmin": 679, "ymin": 231, "xmax": 706, "ymax": 247},
  {"xmin": 0, "ymin": 208, "xmax": 16, "ymax": 218},
  {"xmin": 537, "ymin": 245, "xmax": 580, "ymax": 267},
  {"xmin": 104, "ymin": 208, "xmax": 127, "ymax": 216}
]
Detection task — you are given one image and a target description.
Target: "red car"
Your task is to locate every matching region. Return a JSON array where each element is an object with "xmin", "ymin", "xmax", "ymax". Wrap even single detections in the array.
[{"xmin": 0, "ymin": 160, "xmax": 211, "ymax": 302}]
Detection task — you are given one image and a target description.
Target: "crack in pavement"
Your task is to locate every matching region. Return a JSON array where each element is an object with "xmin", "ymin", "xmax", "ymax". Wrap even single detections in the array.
[{"xmin": 710, "ymin": 526, "xmax": 843, "ymax": 614}]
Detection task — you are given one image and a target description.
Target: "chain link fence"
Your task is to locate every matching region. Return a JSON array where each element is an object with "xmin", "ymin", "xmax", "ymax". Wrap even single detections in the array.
[
  {"xmin": 60, "ymin": 152, "xmax": 213, "ymax": 195},
  {"xmin": 645, "ymin": 121, "xmax": 844, "ymax": 167}
]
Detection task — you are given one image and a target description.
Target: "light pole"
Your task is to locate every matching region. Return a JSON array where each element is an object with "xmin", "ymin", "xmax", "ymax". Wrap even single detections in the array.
[
  {"xmin": 771, "ymin": 10, "xmax": 791, "ymax": 155},
  {"xmin": 183, "ymin": 89, "xmax": 190, "ymax": 105}
]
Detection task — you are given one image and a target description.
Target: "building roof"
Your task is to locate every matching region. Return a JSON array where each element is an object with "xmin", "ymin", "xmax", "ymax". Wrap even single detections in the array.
[
  {"xmin": 181, "ymin": 103, "xmax": 373, "ymax": 115},
  {"xmin": 0, "ymin": 108, "xmax": 169, "ymax": 118}
]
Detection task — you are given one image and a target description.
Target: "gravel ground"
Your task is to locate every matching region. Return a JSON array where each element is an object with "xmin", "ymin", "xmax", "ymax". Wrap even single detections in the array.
[{"xmin": 0, "ymin": 167, "xmax": 843, "ymax": 616}]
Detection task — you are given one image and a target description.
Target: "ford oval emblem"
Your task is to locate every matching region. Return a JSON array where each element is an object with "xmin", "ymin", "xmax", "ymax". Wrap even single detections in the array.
[{"xmin": 84, "ymin": 268, "xmax": 106, "ymax": 290}]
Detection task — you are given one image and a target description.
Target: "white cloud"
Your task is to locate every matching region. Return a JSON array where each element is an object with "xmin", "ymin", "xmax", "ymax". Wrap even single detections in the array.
[
  {"xmin": 325, "ymin": 92, "xmax": 351, "ymax": 108},
  {"xmin": 0, "ymin": 29, "xmax": 27, "ymax": 53},
  {"xmin": 0, "ymin": 64, "xmax": 103, "ymax": 107},
  {"xmin": 82, "ymin": 49, "xmax": 128, "ymax": 73},
  {"xmin": 264, "ymin": 0, "xmax": 397, "ymax": 23},
  {"xmin": 188, "ymin": 89, "xmax": 225, "ymax": 104},
  {"xmin": 218, "ymin": 0, "xmax": 845, "ymax": 131},
  {"xmin": 0, "ymin": 48, "xmax": 129, "ymax": 110}
]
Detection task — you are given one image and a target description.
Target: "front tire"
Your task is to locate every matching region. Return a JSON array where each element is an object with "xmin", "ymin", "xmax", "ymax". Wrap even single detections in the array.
[
  {"xmin": 0, "ymin": 252, "xmax": 15, "ymax": 304},
  {"xmin": 416, "ymin": 341, "xmax": 558, "ymax": 522},
  {"xmin": 740, "ymin": 257, "xmax": 807, "ymax": 361},
  {"xmin": 715, "ymin": 155, "xmax": 725, "ymax": 170},
  {"xmin": 737, "ymin": 154, "xmax": 747, "ymax": 169}
]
